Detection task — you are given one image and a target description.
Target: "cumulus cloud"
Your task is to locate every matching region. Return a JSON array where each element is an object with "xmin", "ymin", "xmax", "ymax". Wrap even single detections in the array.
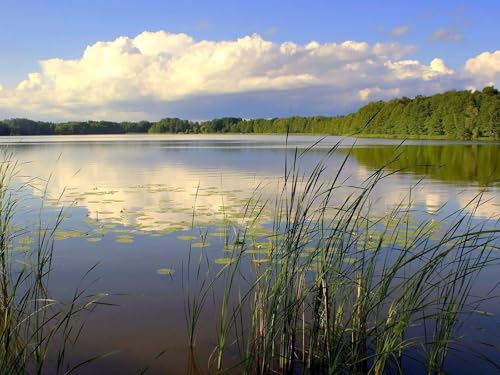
[
  {"xmin": 463, "ymin": 51, "xmax": 500, "ymax": 86},
  {"xmin": 429, "ymin": 28, "xmax": 463, "ymax": 42},
  {"xmin": 390, "ymin": 25, "xmax": 410, "ymax": 37},
  {"xmin": 0, "ymin": 30, "xmax": 497, "ymax": 120},
  {"xmin": 358, "ymin": 87, "xmax": 401, "ymax": 101}
]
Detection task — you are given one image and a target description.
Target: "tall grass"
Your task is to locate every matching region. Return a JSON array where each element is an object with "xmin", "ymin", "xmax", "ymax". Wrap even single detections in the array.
[
  {"xmin": 0, "ymin": 152, "xmax": 103, "ymax": 374},
  {"xmin": 184, "ymin": 142, "xmax": 499, "ymax": 374}
]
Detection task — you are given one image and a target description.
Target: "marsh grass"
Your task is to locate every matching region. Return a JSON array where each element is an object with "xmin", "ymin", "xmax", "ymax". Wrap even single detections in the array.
[
  {"xmin": 0, "ymin": 151, "xmax": 106, "ymax": 374},
  {"xmin": 183, "ymin": 141, "xmax": 499, "ymax": 374}
]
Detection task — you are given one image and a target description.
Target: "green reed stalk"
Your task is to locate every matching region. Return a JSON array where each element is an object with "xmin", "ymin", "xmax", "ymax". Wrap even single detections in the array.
[
  {"xmin": 184, "ymin": 140, "xmax": 499, "ymax": 374},
  {"xmin": 0, "ymin": 151, "xmax": 104, "ymax": 374}
]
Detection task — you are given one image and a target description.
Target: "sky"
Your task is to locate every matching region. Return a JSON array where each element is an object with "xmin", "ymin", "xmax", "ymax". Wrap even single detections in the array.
[{"xmin": 0, "ymin": 0, "xmax": 498, "ymax": 121}]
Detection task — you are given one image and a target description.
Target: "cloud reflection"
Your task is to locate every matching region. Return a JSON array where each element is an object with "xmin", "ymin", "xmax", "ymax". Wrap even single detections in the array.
[{"xmin": 8, "ymin": 137, "xmax": 499, "ymax": 234}]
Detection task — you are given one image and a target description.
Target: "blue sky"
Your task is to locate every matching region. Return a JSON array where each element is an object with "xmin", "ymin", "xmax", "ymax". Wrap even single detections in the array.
[{"xmin": 0, "ymin": 0, "xmax": 498, "ymax": 120}]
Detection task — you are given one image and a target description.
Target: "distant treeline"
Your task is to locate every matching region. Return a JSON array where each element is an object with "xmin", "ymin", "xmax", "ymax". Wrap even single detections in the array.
[{"xmin": 1, "ymin": 86, "xmax": 498, "ymax": 140}]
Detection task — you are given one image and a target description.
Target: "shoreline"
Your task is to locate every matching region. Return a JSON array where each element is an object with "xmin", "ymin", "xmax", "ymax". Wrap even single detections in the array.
[{"xmin": 0, "ymin": 132, "xmax": 498, "ymax": 144}]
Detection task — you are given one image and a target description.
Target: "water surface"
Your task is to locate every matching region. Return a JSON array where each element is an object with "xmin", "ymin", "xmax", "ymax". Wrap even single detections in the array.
[{"xmin": 2, "ymin": 134, "xmax": 499, "ymax": 374}]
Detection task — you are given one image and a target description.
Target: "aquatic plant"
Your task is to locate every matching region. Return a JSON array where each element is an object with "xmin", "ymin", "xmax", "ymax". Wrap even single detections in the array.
[
  {"xmin": 0, "ymin": 152, "xmax": 105, "ymax": 374},
  {"xmin": 184, "ymin": 141, "xmax": 500, "ymax": 374}
]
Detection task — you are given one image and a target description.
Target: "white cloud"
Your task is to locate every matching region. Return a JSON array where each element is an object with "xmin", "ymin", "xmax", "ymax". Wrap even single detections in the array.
[
  {"xmin": 0, "ymin": 30, "xmax": 497, "ymax": 120},
  {"xmin": 429, "ymin": 58, "xmax": 453, "ymax": 74},
  {"xmin": 383, "ymin": 58, "xmax": 453, "ymax": 81},
  {"xmin": 463, "ymin": 51, "xmax": 500, "ymax": 86},
  {"xmin": 358, "ymin": 87, "xmax": 400, "ymax": 101},
  {"xmin": 390, "ymin": 25, "xmax": 410, "ymax": 37}
]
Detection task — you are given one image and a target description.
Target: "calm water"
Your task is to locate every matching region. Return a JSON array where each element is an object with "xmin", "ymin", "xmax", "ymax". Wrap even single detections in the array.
[{"xmin": 1, "ymin": 134, "xmax": 499, "ymax": 374}]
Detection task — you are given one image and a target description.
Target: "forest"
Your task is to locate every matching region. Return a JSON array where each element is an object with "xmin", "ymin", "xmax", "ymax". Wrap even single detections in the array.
[{"xmin": 1, "ymin": 86, "xmax": 498, "ymax": 140}]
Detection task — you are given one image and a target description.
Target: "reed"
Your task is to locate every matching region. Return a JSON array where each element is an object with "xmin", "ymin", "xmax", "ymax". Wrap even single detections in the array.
[
  {"xmin": 0, "ymin": 151, "xmax": 103, "ymax": 374},
  {"xmin": 184, "ymin": 141, "xmax": 499, "ymax": 374}
]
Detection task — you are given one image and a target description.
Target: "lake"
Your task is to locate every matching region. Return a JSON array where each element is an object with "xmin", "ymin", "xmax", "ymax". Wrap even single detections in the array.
[{"xmin": 1, "ymin": 134, "xmax": 499, "ymax": 374}]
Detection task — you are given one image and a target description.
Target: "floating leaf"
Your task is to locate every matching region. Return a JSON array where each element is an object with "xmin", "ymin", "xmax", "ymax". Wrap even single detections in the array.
[
  {"xmin": 18, "ymin": 236, "xmax": 34, "ymax": 245},
  {"xmin": 224, "ymin": 244, "xmax": 241, "ymax": 251},
  {"xmin": 192, "ymin": 242, "xmax": 210, "ymax": 248},
  {"xmin": 253, "ymin": 241, "xmax": 272, "ymax": 250},
  {"xmin": 116, "ymin": 235, "xmax": 134, "ymax": 244},
  {"xmin": 214, "ymin": 258, "xmax": 233, "ymax": 265},
  {"xmin": 14, "ymin": 245, "xmax": 30, "ymax": 252},
  {"xmin": 157, "ymin": 268, "xmax": 175, "ymax": 276},
  {"xmin": 343, "ymin": 257, "xmax": 357, "ymax": 264},
  {"xmin": 252, "ymin": 258, "xmax": 270, "ymax": 264},
  {"xmin": 86, "ymin": 237, "xmax": 102, "ymax": 243},
  {"xmin": 177, "ymin": 235, "xmax": 198, "ymax": 241},
  {"xmin": 55, "ymin": 230, "xmax": 88, "ymax": 241}
]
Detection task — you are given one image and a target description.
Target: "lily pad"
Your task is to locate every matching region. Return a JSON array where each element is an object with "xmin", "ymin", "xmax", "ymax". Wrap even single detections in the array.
[
  {"xmin": 14, "ymin": 245, "xmax": 30, "ymax": 252},
  {"xmin": 224, "ymin": 244, "xmax": 242, "ymax": 251},
  {"xmin": 252, "ymin": 258, "xmax": 270, "ymax": 264},
  {"xmin": 214, "ymin": 257, "xmax": 233, "ymax": 265},
  {"xmin": 192, "ymin": 242, "xmax": 210, "ymax": 248},
  {"xmin": 157, "ymin": 268, "xmax": 175, "ymax": 276},
  {"xmin": 177, "ymin": 235, "xmax": 198, "ymax": 241},
  {"xmin": 116, "ymin": 235, "xmax": 134, "ymax": 244},
  {"xmin": 343, "ymin": 257, "xmax": 357, "ymax": 264},
  {"xmin": 18, "ymin": 236, "xmax": 34, "ymax": 245},
  {"xmin": 55, "ymin": 230, "xmax": 88, "ymax": 241}
]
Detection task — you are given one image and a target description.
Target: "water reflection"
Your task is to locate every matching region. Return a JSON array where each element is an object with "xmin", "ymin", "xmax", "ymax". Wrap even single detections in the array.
[
  {"xmin": 7, "ymin": 136, "xmax": 500, "ymax": 235},
  {"xmin": 347, "ymin": 144, "xmax": 500, "ymax": 186},
  {"xmin": 2, "ymin": 135, "xmax": 499, "ymax": 374}
]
